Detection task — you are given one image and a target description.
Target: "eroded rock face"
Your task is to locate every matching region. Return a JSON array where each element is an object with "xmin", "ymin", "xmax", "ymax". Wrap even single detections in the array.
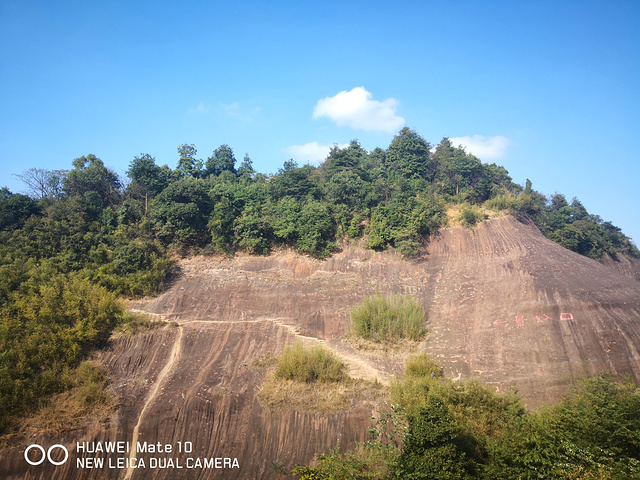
[
  {"xmin": 602, "ymin": 253, "xmax": 640, "ymax": 282},
  {"xmin": 424, "ymin": 217, "xmax": 640, "ymax": 402},
  {"xmin": 3, "ymin": 216, "xmax": 639, "ymax": 479}
]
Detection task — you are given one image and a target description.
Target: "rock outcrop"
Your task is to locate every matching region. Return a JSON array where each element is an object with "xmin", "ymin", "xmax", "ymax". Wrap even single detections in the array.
[{"xmin": 3, "ymin": 215, "xmax": 639, "ymax": 479}]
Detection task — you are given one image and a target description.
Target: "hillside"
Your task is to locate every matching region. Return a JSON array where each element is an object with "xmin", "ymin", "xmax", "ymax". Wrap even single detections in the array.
[{"xmin": 2, "ymin": 215, "xmax": 639, "ymax": 479}]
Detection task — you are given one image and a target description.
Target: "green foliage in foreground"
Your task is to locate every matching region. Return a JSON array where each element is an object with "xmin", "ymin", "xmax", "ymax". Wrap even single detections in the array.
[
  {"xmin": 274, "ymin": 343, "xmax": 347, "ymax": 383},
  {"xmin": 287, "ymin": 356, "xmax": 640, "ymax": 480},
  {"xmin": 351, "ymin": 295, "xmax": 426, "ymax": 343},
  {"xmin": 0, "ymin": 266, "xmax": 125, "ymax": 432},
  {"xmin": 0, "ymin": 154, "xmax": 172, "ymax": 432}
]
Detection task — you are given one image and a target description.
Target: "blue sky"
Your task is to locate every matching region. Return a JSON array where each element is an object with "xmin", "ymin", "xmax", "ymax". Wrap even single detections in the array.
[{"xmin": 1, "ymin": 0, "xmax": 639, "ymax": 244}]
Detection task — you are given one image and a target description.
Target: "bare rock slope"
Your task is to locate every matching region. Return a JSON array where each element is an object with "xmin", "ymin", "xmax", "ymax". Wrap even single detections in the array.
[{"xmin": 3, "ymin": 215, "xmax": 640, "ymax": 479}]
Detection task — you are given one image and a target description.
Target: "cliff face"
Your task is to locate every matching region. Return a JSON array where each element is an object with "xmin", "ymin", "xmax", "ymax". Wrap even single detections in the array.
[
  {"xmin": 601, "ymin": 253, "xmax": 640, "ymax": 282},
  {"xmin": 424, "ymin": 217, "xmax": 640, "ymax": 401},
  {"xmin": 3, "ymin": 215, "xmax": 640, "ymax": 479}
]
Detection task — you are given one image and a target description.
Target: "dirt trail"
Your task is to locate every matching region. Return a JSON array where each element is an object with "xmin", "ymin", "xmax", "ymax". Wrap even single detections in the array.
[
  {"xmin": 128, "ymin": 309, "xmax": 391, "ymax": 384},
  {"xmin": 122, "ymin": 327, "xmax": 184, "ymax": 480}
]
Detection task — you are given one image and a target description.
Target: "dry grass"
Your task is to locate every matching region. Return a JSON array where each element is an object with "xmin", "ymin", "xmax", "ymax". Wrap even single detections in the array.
[
  {"xmin": 346, "ymin": 335, "xmax": 423, "ymax": 354},
  {"xmin": 274, "ymin": 343, "xmax": 347, "ymax": 383},
  {"xmin": 114, "ymin": 310, "xmax": 176, "ymax": 336},
  {"xmin": 445, "ymin": 204, "xmax": 500, "ymax": 228},
  {"xmin": 254, "ymin": 344, "xmax": 385, "ymax": 414},
  {"xmin": 257, "ymin": 373, "xmax": 384, "ymax": 414}
]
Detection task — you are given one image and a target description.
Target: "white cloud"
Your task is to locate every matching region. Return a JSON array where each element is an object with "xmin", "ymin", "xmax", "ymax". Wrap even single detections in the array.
[
  {"xmin": 312, "ymin": 86, "xmax": 404, "ymax": 133},
  {"xmin": 188, "ymin": 102, "xmax": 210, "ymax": 114},
  {"xmin": 285, "ymin": 142, "xmax": 349, "ymax": 165},
  {"xmin": 221, "ymin": 102, "xmax": 261, "ymax": 123},
  {"xmin": 448, "ymin": 135, "xmax": 509, "ymax": 160}
]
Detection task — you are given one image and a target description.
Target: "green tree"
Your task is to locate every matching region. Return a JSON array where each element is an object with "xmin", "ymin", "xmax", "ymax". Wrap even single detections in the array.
[
  {"xmin": 0, "ymin": 188, "xmax": 39, "ymax": 231},
  {"xmin": 150, "ymin": 177, "xmax": 211, "ymax": 245},
  {"xmin": 205, "ymin": 144, "xmax": 237, "ymax": 176},
  {"xmin": 321, "ymin": 140, "xmax": 366, "ymax": 178},
  {"xmin": 127, "ymin": 153, "xmax": 172, "ymax": 197},
  {"xmin": 395, "ymin": 396, "xmax": 475, "ymax": 479},
  {"xmin": 271, "ymin": 197, "xmax": 301, "ymax": 244},
  {"xmin": 233, "ymin": 204, "xmax": 271, "ymax": 254},
  {"xmin": 270, "ymin": 162, "xmax": 319, "ymax": 200},
  {"xmin": 237, "ymin": 153, "xmax": 256, "ymax": 179},
  {"xmin": 176, "ymin": 144, "xmax": 203, "ymax": 178},
  {"xmin": 63, "ymin": 154, "xmax": 121, "ymax": 215},
  {"xmin": 208, "ymin": 194, "xmax": 237, "ymax": 251},
  {"xmin": 386, "ymin": 127, "xmax": 432, "ymax": 179},
  {"xmin": 296, "ymin": 200, "xmax": 336, "ymax": 257}
]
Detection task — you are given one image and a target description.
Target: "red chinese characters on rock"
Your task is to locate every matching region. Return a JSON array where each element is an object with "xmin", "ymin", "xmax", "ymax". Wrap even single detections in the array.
[
  {"xmin": 493, "ymin": 312, "xmax": 575, "ymax": 327},
  {"xmin": 514, "ymin": 315, "xmax": 526, "ymax": 327}
]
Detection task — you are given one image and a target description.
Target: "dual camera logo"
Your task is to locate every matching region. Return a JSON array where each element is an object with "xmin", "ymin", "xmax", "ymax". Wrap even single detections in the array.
[{"xmin": 24, "ymin": 444, "xmax": 69, "ymax": 466}]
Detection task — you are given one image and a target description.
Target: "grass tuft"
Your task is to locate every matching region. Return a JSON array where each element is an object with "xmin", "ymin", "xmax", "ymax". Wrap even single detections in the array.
[
  {"xmin": 274, "ymin": 343, "xmax": 347, "ymax": 383},
  {"xmin": 350, "ymin": 294, "xmax": 426, "ymax": 343},
  {"xmin": 256, "ymin": 343, "xmax": 384, "ymax": 414}
]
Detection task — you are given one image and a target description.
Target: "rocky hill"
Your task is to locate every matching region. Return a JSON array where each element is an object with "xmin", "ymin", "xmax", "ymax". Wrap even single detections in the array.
[{"xmin": 3, "ymin": 215, "xmax": 639, "ymax": 479}]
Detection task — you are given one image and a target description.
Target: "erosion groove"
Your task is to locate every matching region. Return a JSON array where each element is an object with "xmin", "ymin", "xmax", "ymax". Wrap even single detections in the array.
[
  {"xmin": 123, "ymin": 327, "xmax": 184, "ymax": 480},
  {"xmin": 2, "ymin": 216, "xmax": 639, "ymax": 479}
]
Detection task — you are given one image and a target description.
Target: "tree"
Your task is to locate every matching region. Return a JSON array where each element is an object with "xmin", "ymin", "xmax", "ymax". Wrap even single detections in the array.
[
  {"xmin": 0, "ymin": 188, "xmax": 39, "ymax": 231},
  {"xmin": 477, "ymin": 163, "xmax": 514, "ymax": 200},
  {"xmin": 431, "ymin": 138, "xmax": 455, "ymax": 177},
  {"xmin": 324, "ymin": 170, "xmax": 369, "ymax": 209},
  {"xmin": 237, "ymin": 153, "xmax": 256, "ymax": 178},
  {"xmin": 150, "ymin": 177, "xmax": 211, "ymax": 245},
  {"xmin": 396, "ymin": 396, "xmax": 476, "ymax": 479},
  {"xmin": 448, "ymin": 149, "xmax": 482, "ymax": 197},
  {"xmin": 127, "ymin": 154, "xmax": 171, "ymax": 197},
  {"xmin": 63, "ymin": 154, "xmax": 121, "ymax": 214},
  {"xmin": 15, "ymin": 168, "xmax": 68, "ymax": 200},
  {"xmin": 270, "ymin": 162, "xmax": 319, "ymax": 200},
  {"xmin": 205, "ymin": 144, "xmax": 237, "ymax": 176},
  {"xmin": 524, "ymin": 178, "xmax": 532, "ymax": 194},
  {"xmin": 296, "ymin": 200, "xmax": 336, "ymax": 257},
  {"xmin": 321, "ymin": 140, "xmax": 366, "ymax": 178},
  {"xmin": 176, "ymin": 144, "xmax": 203, "ymax": 178},
  {"xmin": 233, "ymin": 204, "xmax": 271, "ymax": 254},
  {"xmin": 386, "ymin": 127, "xmax": 432, "ymax": 179}
]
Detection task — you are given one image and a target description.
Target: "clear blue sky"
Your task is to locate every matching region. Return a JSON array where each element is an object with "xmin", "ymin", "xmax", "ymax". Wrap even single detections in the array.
[{"xmin": 1, "ymin": 0, "xmax": 638, "ymax": 244}]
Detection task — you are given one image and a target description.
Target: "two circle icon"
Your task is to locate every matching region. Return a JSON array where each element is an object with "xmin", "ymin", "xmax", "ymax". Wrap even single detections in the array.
[{"xmin": 24, "ymin": 444, "xmax": 69, "ymax": 466}]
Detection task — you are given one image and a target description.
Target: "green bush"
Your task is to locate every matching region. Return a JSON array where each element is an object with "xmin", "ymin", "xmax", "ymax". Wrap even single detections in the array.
[
  {"xmin": 0, "ymin": 269, "xmax": 124, "ymax": 432},
  {"xmin": 291, "ymin": 361, "xmax": 640, "ymax": 480},
  {"xmin": 396, "ymin": 396, "xmax": 478, "ymax": 479},
  {"xmin": 458, "ymin": 204, "xmax": 487, "ymax": 228},
  {"xmin": 274, "ymin": 343, "xmax": 347, "ymax": 383},
  {"xmin": 484, "ymin": 192, "xmax": 517, "ymax": 212},
  {"xmin": 405, "ymin": 353, "xmax": 441, "ymax": 379},
  {"xmin": 390, "ymin": 355, "xmax": 442, "ymax": 415},
  {"xmin": 350, "ymin": 294, "xmax": 426, "ymax": 343}
]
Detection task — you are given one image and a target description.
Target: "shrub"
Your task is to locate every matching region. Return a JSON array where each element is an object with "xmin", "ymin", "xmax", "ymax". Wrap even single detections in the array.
[
  {"xmin": 405, "ymin": 353, "xmax": 442, "ymax": 379},
  {"xmin": 458, "ymin": 204, "xmax": 488, "ymax": 229},
  {"xmin": 390, "ymin": 355, "xmax": 442, "ymax": 415},
  {"xmin": 350, "ymin": 294, "xmax": 426, "ymax": 343},
  {"xmin": 484, "ymin": 192, "xmax": 518, "ymax": 212},
  {"xmin": 274, "ymin": 343, "xmax": 347, "ymax": 383}
]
